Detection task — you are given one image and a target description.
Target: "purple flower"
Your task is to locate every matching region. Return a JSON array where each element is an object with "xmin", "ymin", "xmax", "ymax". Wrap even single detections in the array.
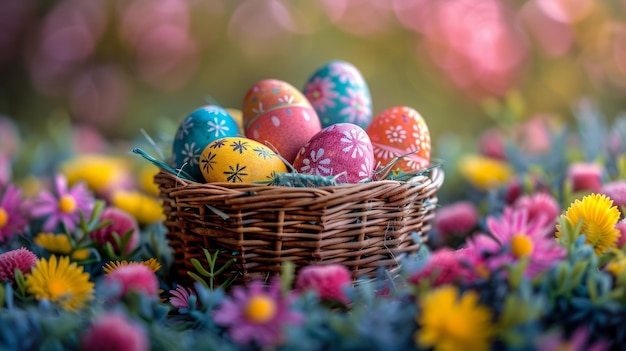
[
  {"xmin": 0, "ymin": 248, "xmax": 37, "ymax": 282},
  {"xmin": 90, "ymin": 207, "xmax": 140, "ymax": 255},
  {"xmin": 213, "ymin": 279, "xmax": 302, "ymax": 348},
  {"xmin": 0, "ymin": 184, "xmax": 28, "ymax": 242},
  {"xmin": 535, "ymin": 327, "xmax": 609, "ymax": 351},
  {"xmin": 169, "ymin": 285, "xmax": 196, "ymax": 309},
  {"xmin": 484, "ymin": 207, "xmax": 566, "ymax": 278},
  {"xmin": 30, "ymin": 175, "xmax": 95, "ymax": 232},
  {"xmin": 81, "ymin": 312, "xmax": 149, "ymax": 351},
  {"xmin": 615, "ymin": 219, "xmax": 626, "ymax": 249},
  {"xmin": 0, "ymin": 153, "xmax": 11, "ymax": 187}
]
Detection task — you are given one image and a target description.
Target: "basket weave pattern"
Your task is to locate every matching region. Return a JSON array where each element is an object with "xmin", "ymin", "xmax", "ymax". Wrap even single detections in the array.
[{"xmin": 155, "ymin": 168, "xmax": 444, "ymax": 284}]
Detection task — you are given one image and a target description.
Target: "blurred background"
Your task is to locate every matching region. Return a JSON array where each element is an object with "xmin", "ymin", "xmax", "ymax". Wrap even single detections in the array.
[{"xmin": 1, "ymin": 0, "xmax": 626, "ymax": 157}]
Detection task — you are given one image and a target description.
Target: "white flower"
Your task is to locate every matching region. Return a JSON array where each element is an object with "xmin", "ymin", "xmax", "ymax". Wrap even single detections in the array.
[
  {"xmin": 300, "ymin": 148, "xmax": 332, "ymax": 175},
  {"xmin": 341, "ymin": 128, "xmax": 369, "ymax": 159},
  {"xmin": 207, "ymin": 117, "xmax": 231, "ymax": 138},
  {"xmin": 181, "ymin": 142, "xmax": 201, "ymax": 166},
  {"xmin": 386, "ymin": 125, "xmax": 406, "ymax": 143},
  {"xmin": 176, "ymin": 117, "xmax": 194, "ymax": 140}
]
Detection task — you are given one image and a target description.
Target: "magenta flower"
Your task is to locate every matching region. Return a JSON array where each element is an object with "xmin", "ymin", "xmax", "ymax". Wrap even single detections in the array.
[
  {"xmin": 433, "ymin": 201, "xmax": 479, "ymax": 238},
  {"xmin": 0, "ymin": 248, "xmax": 37, "ymax": 282},
  {"xmin": 304, "ymin": 76, "xmax": 338, "ymax": 113},
  {"xmin": 213, "ymin": 279, "xmax": 302, "ymax": 348},
  {"xmin": 0, "ymin": 153, "xmax": 11, "ymax": 187},
  {"xmin": 513, "ymin": 192, "xmax": 561, "ymax": 225},
  {"xmin": 81, "ymin": 313, "xmax": 149, "ymax": 351},
  {"xmin": 295, "ymin": 264, "xmax": 352, "ymax": 304},
  {"xmin": 615, "ymin": 219, "xmax": 626, "ymax": 249},
  {"xmin": 90, "ymin": 207, "xmax": 140, "ymax": 255},
  {"xmin": 600, "ymin": 180, "xmax": 626, "ymax": 210},
  {"xmin": 484, "ymin": 207, "xmax": 566, "ymax": 277},
  {"xmin": 339, "ymin": 88, "xmax": 371, "ymax": 126},
  {"xmin": 477, "ymin": 128, "xmax": 507, "ymax": 160},
  {"xmin": 0, "ymin": 184, "xmax": 29, "ymax": 242},
  {"xmin": 566, "ymin": 162, "xmax": 603, "ymax": 193},
  {"xmin": 105, "ymin": 263, "xmax": 159, "ymax": 298},
  {"xmin": 407, "ymin": 248, "xmax": 479, "ymax": 287},
  {"xmin": 169, "ymin": 285, "xmax": 196, "ymax": 309},
  {"xmin": 536, "ymin": 327, "xmax": 609, "ymax": 351},
  {"xmin": 30, "ymin": 175, "xmax": 95, "ymax": 232}
]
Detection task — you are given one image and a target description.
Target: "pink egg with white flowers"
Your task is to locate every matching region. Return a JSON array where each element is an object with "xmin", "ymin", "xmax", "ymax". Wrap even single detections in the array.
[{"xmin": 293, "ymin": 123, "xmax": 374, "ymax": 184}]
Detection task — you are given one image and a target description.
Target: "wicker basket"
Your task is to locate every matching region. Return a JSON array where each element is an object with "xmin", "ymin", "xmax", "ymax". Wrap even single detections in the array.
[{"xmin": 155, "ymin": 167, "xmax": 444, "ymax": 285}]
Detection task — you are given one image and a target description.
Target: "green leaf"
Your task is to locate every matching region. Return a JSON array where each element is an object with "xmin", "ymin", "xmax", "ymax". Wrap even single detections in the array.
[
  {"xmin": 280, "ymin": 261, "xmax": 295, "ymax": 295},
  {"xmin": 187, "ymin": 271, "xmax": 209, "ymax": 289},
  {"xmin": 190, "ymin": 258, "xmax": 212, "ymax": 277}
]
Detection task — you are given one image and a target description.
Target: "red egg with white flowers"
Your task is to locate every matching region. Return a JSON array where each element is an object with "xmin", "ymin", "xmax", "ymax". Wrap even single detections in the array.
[
  {"xmin": 365, "ymin": 106, "xmax": 431, "ymax": 173},
  {"xmin": 242, "ymin": 79, "xmax": 322, "ymax": 163}
]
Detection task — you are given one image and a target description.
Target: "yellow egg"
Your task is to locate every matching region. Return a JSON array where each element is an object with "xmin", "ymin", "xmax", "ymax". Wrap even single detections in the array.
[
  {"xmin": 225, "ymin": 107, "xmax": 245, "ymax": 134},
  {"xmin": 199, "ymin": 137, "xmax": 287, "ymax": 183}
]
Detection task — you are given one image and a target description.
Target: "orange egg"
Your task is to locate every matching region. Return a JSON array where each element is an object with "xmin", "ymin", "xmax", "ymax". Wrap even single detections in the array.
[
  {"xmin": 199, "ymin": 137, "xmax": 287, "ymax": 183},
  {"xmin": 365, "ymin": 106, "xmax": 431, "ymax": 173},
  {"xmin": 242, "ymin": 79, "xmax": 322, "ymax": 163}
]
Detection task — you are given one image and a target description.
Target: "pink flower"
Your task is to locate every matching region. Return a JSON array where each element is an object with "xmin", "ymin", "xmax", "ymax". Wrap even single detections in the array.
[
  {"xmin": 105, "ymin": 263, "xmax": 159, "ymax": 298},
  {"xmin": 30, "ymin": 175, "xmax": 95, "ymax": 232},
  {"xmin": 169, "ymin": 285, "xmax": 196, "ymax": 309},
  {"xmin": 0, "ymin": 153, "xmax": 11, "ymax": 187},
  {"xmin": 513, "ymin": 192, "xmax": 561, "ymax": 225},
  {"xmin": 504, "ymin": 175, "xmax": 548, "ymax": 204},
  {"xmin": 0, "ymin": 248, "xmax": 37, "ymax": 282},
  {"xmin": 0, "ymin": 184, "xmax": 29, "ymax": 242},
  {"xmin": 477, "ymin": 128, "xmax": 507, "ymax": 160},
  {"xmin": 304, "ymin": 76, "xmax": 338, "ymax": 113},
  {"xmin": 90, "ymin": 207, "xmax": 140, "ymax": 255},
  {"xmin": 213, "ymin": 279, "xmax": 302, "ymax": 348},
  {"xmin": 295, "ymin": 264, "xmax": 352, "ymax": 304},
  {"xmin": 433, "ymin": 201, "xmax": 479, "ymax": 238},
  {"xmin": 485, "ymin": 207, "xmax": 566, "ymax": 277},
  {"xmin": 615, "ymin": 219, "xmax": 626, "ymax": 249},
  {"xmin": 339, "ymin": 87, "xmax": 371, "ymax": 126},
  {"xmin": 600, "ymin": 180, "xmax": 626, "ymax": 211},
  {"xmin": 566, "ymin": 162, "xmax": 603, "ymax": 193},
  {"xmin": 407, "ymin": 248, "xmax": 478, "ymax": 287},
  {"xmin": 81, "ymin": 313, "xmax": 149, "ymax": 351},
  {"xmin": 536, "ymin": 327, "xmax": 609, "ymax": 351}
]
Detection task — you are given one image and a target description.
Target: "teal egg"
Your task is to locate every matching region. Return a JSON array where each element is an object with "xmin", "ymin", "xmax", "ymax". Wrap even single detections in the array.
[
  {"xmin": 303, "ymin": 60, "xmax": 372, "ymax": 129},
  {"xmin": 172, "ymin": 105, "xmax": 240, "ymax": 181}
]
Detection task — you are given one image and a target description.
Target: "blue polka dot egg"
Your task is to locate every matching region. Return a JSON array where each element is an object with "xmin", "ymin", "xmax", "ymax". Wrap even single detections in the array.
[
  {"xmin": 303, "ymin": 60, "xmax": 372, "ymax": 129},
  {"xmin": 172, "ymin": 105, "xmax": 240, "ymax": 181}
]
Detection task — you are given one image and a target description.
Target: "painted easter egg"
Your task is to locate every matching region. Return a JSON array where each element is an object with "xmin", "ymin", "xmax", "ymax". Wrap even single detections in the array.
[
  {"xmin": 242, "ymin": 79, "xmax": 322, "ymax": 163},
  {"xmin": 303, "ymin": 60, "xmax": 372, "ymax": 129},
  {"xmin": 292, "ymin": 123, "xmax": 374, "ymax": 184},
  {"xmin": 172, "ymin": 105, "xmax": 240, "ymax": 181},
  {"xmin": 199, "ymin": 137, "xmax": 287, "ymax": 183},
  {"xmin": 365, "ymin": 106, "xmax": 431, "ymax": 174}
]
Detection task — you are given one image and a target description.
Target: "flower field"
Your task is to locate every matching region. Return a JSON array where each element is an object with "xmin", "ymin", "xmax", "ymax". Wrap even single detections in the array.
[
  {"xmin": 3, "ymin": 1, "xmax": 626, "ymax": 350},
  {"xmin": 1, "ymin": 99, "xmax": 626, "ymax": 351}
]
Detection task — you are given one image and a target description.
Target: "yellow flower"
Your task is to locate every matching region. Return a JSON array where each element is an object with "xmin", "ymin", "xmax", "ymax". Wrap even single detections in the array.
[
  {"xmin": 25, "ymin": 255, "xmax": 94, "ymax": 311},
  {"xmin": 139, "ymin": 164, "xmax": 160, "ymax": 196},
  {"xmin": 416, "ymin": 286, "xmax": 494, "ymax": 351},
  {"xmin": 111, "ymin": 190, "xmax": 164, "ymax": 225},
  {"xmin": 34, "ymin": 233, "xmax": 90, "ymax": 261},
  {"xmin": 556, "ymin": 194, "xmax": 620, "ymax": 256},
  {"xmin": 103, "ymin": 258, "xmax": 162, "ymax": 275},
  {"xmin": 606, "ymin": 257, "xmax": 626, "ymax": 276},
  {"xmin": 61, "ymin": 154, "xmax": 130, "ymax": 194},
  {"xmin": 458, "ymin": 155, "xmax": 513, "ymax": 191}
]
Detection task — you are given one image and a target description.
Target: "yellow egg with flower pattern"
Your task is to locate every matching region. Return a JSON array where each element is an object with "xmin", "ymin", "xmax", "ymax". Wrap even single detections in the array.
[{"xmin": 199, "ymin": 137, "xmax": 287, "ymax": 183}]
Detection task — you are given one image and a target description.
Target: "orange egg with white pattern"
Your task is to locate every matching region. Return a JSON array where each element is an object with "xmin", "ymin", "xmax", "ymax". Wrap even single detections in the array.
[
  {"xmin": 242, "ymin": 79, "xmax": 322, "ymax": 163},
  {"xmin": 365, "ymin": 106, "xmax": 431, "ymax": 173}
]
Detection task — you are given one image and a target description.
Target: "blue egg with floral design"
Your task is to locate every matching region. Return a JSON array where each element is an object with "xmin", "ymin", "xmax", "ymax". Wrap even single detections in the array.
[
  {"xmin": 303, "ymin": 60, "xmax": 372, "ymax": 129},
  {"xmin": 172, "ymin": 105, "xmax": 240, "ymax": 181}
]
